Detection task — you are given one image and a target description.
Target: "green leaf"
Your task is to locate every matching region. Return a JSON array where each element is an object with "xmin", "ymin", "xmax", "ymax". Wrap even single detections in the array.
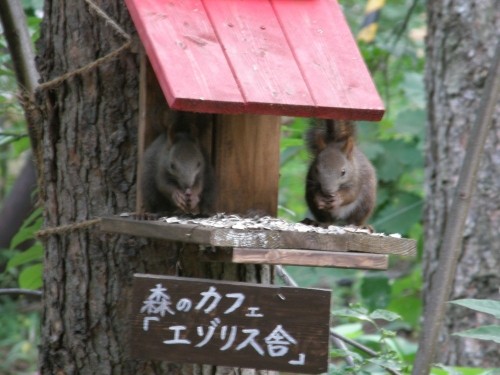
[
  {"xmin": 18, "ymin": 263, "xmax": 43, "ymax": 290},
  {"xmin": 369, "ymin": 309, "xmax": 401, "ymax": 322},
  {"xmin": 12, "ymin": 135, "xmax": 31, "ymax": 156},
  {"xmin": 401, "ymin": 72, "xmax": 425, "ymax": 109},
  {"xmin": 387, "ymin": 267, "xmax": 422, "ymax": 327},
  {"xmin": 373, "ymin": 192, "xmax": 423, "ymax": 234},
  {"xmin": 7, "ymin": 243, "xmax": 43, "ymax": 269},
  {"xmin": 430, "ymin": 366, "xmax": 461, "ymax": 375},
  {"xmin": 367, "ymin": 357, "xmax": 404, "ymax": 372},
  {"xmin": 280, "ymin": 138, "xmax": 304, "ymax": 148},
  {"xmin": 450, "ymin": 299, "xmax": 500, "ymax": 319},
  {"xmin": 394, "ymin": 109, "xmax": 426, "ymax": 138},
  {"xmin": 330, "ymin": 348, "xmax": 362, "ymax": 361},
  {"xmin": 331, "ymin": 323, "xmax": 364, "ymax": 338},
  {"xmin": 332, "ymin": 307, "xmax": 374, "ymax": 324},
  {"xmin": 10, "ymin": 208, "xmax": 42, "ymax": 249},
  {"xmin": 453, "ymin": 325, "xmax": 500, "ymax": 344},
  {"xmin": 361, "ymin": 276, "xmax": 391, "ymax": 310},
  {"xmin": 373, "ymin": 138, "xmax": 423, "ymax": 183},
  {"xmin": 360, "ymin": 142, "xmax": 385, "ymax": 160},
  {"xmin": 280, "ymin": 145, "xmax": 303, "ymax": 166},
  {"xmin": 432, "ymin": 366, "xmax": 500, "ymax": 375}
]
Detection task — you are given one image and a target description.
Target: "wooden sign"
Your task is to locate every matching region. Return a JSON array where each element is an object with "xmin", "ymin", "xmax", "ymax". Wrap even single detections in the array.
[
  {"xmin": 130, "ymin": 274, "xmax": 331, "ymax": 373},
  {"xmin": 124, "ymin": 0, "xmax": 385, "ymax": 120}
]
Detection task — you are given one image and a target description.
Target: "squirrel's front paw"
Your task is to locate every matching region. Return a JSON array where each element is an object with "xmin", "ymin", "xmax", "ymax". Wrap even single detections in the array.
[
  {"xmin": 172, "ymin": 189, "xmax": 189, "ymax": 212},
  {"xmin": 183, "ymin": 189, "xmax": 200, "ymax": 214},
  {"xmin": 315, "ymin": 194, "xmax": 335, "ymax": 210}
]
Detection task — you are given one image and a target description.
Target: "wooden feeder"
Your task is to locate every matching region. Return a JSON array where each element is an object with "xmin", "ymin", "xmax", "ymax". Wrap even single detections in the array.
[
  {"xmin": 99, "ymin": 2, "xmax": 415, "ymax": 372},
  {"xmin": 102, "ymin": 215, "xmax": 416, "ymax": 270},
  {"xmin": 102, "ymin": 0, "xmax": 416, "ymax": 270}
]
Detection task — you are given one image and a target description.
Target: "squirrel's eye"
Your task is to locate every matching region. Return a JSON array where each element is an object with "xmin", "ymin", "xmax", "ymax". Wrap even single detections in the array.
[
  {"xmin": 170, "ymin": 162, "xmax": 176, "ymax": 171},
  {"xmin": 197, "ymin": 161, "xmax": 201, "ymax": 168},
  {"xmin": 341, "ymin": 168, "xmax": 346, "ymax": 176}
]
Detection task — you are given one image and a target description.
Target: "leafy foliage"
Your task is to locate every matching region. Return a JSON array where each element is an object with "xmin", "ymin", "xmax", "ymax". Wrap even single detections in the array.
[
  {"xmin": 450, "ymin": 299, "xmax": 500, "ymax": 320},
  {"xmin": 0, "ymin": 2, "xmax": 43, "ymax": 373},
  {"xmin": 0, "ymin": 298, "xmax": 40, "ymax": 375},
  {"xmin": 431, "ymin": 366, "xmax": 500, "ymax": 375},
  {"xmin": 4, "ymin": 208, "xmax": 44, "ymax": 290},
  {"xmin": 450, "ymin": 299, "xmax": 500, "ymax": 344},
  {"xmin": 330, "ymin": 305, "xmax": 413, "ymax": 374}
]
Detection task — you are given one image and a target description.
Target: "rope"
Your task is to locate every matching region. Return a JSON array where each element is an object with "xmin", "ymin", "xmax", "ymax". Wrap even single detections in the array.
[
  {"xmin": 37, "ymin": 41, "xmax": 132, "ymax": 91},
  {"xmin": 36, "ymin": 218, "xmax": 101, "ymax": 238},
  {"xmin": 36, "ymin": 0, "xmax": 132, "ymax": 92},
  {"xmin": 84, "ymin": 0, "xmax": 130, "ymax": 40}
]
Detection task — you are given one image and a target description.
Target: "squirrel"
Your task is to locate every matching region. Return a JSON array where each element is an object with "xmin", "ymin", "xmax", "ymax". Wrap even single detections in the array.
[
  {"xmin": 141, "ymin": 118, "xmax": 215, "ymax": 216},
  {"xmin": 305, "ymin": 119, "xmax": 377, "ymax": 227}
]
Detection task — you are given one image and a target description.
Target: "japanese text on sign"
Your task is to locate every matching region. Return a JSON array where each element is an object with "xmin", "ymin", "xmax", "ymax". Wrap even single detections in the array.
[{"xmin": 130, "ymin": 274, "xmax": 331, "ymax": 374}]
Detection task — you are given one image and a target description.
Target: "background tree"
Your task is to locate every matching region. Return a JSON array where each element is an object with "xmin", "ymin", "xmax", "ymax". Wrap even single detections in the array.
[{"xmin": 424, "ymin": 0, "xmax": 500, "ymax": 366}]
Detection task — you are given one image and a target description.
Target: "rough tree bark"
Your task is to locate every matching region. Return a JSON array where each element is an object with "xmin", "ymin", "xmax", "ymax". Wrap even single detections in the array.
[
  {"xmin": 424, "ymin": 0, "xmax": 500, "ymax": 366},
  {"xmin": 36, "ymin": 1, "xmax": 276, "ymax": 374}
]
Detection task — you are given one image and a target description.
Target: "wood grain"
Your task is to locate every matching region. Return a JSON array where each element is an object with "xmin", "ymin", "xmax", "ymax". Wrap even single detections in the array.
[
  {"xmin": 231, "ymin": 248, "xmax": 388, "ymax": 270},
  {"xmin": 213, "ymin": 114, "xmax": 281, "ymax": 216},
  {"xmin": 136, "ymin": 51, "xmax": 172, "ymax": 213},
  {"xmin": 124, "ymin": 0, "xmax": 385, "ymax": 119},
  {"xmin": 130, "ymin": 274, "xmax": 331, "ymax": 373},
  {"xmin": 100, "ymin": 217, "xmax": 417, "ymax": 256},
  {"xmin": 203, "ymin": 0, "xmax": 315, "ymax": 116},
  {"xmin": 271, "ymin": 0, "xmax": 384, "ymax": 120},
  {"xmin": 124, "ymin": 0, "xmax": 245, "ymax": 113}
]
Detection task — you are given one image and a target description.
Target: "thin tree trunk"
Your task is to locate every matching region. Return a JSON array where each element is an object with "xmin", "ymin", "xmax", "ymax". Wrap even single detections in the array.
[
  {"xmin": 0, "ymin": 0, "xmax": 40, "ymax": 250},
  {"xmin": 424, "ymin": 0, "xmax": 500, "ymax": 366},
  {"xmin": 0, "ymin": 154, "xmax": 36, "ymax": 250}
]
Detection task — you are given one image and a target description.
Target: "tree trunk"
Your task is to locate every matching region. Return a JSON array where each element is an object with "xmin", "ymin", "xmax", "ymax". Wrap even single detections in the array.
[
  {"xmin": 36, "ymin": 1, "xmax": 277, "ymax": 374},
  {"xmin": 424, "ymin": 0, "xmax": 500, "ymax": 366}
]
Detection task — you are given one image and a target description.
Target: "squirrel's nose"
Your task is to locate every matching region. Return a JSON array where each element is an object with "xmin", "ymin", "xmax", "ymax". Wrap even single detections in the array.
[{"xmin": 322, "ymin": 190, "xmax": 335, "ymax": 198}]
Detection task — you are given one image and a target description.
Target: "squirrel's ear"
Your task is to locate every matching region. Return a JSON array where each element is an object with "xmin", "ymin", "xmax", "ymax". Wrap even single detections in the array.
[
  {"xmin": 324, "ymin": 120, "xmax": 336, "ymax": 142},
  {"xmin": 314, "ymin": 132, "xmax": 327, "ymax": 152},
  {"xmin": 341, "ymin": 137, "xmax": 355, "ymax": 158},
  {"xmin": 187, "ymin": 121, "xmax": 199, "ymax": 141},
  {"xmin": 166, "ymin": 122, "xmax": 177, "ymax": 147}
]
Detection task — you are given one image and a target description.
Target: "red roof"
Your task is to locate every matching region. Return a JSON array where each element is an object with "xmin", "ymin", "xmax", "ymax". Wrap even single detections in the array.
[{"xmin": 125, "ymin": 0, "xmax": 384, "ymax": 120}]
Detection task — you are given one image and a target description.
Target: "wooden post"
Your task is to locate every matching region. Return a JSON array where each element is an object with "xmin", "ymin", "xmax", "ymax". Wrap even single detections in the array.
[
  {"xmin": 136, "ymin": 51, "xmax": 172, "ymax": 213},
  {"xmin": 213, "ymin": 114, "xmax": 281, "ymax": 216}
]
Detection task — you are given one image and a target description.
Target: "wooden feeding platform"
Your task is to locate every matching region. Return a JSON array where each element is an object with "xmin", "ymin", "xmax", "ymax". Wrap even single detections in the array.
[{"xmin": 100, "ymin": 214, "xmax": 416, "ymax": 270}]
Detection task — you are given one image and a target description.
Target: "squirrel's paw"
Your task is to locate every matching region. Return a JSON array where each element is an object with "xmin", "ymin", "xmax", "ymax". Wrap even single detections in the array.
[{"xmin": 172, "ymin": 189, "xmax": 189, "ymax": 212}]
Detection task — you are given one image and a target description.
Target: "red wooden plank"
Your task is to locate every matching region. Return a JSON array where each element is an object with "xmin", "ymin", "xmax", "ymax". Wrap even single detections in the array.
[
  {"xmin": 271, "ymin": 0, "xmax": 384, "ymax": 120},
  {"xmin": 124, "ymin": 0, "xmax": 245, "ymax": 113},
  {"xmin": 202, "ymin": 0, "xmax": 315, "ymax": 116},
  {"xmin": 124, "ymin": 0, "xmax": 385, "ymax": 119}
]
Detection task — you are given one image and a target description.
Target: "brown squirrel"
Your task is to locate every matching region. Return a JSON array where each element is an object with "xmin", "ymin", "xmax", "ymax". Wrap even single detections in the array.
[
  {"xmin": 305, "ymin": 119, "xmax": 376, "ymax": 226},
  {"xmin": 141, "ymin": 119, "xmax": 215, "ymax": 215}
]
